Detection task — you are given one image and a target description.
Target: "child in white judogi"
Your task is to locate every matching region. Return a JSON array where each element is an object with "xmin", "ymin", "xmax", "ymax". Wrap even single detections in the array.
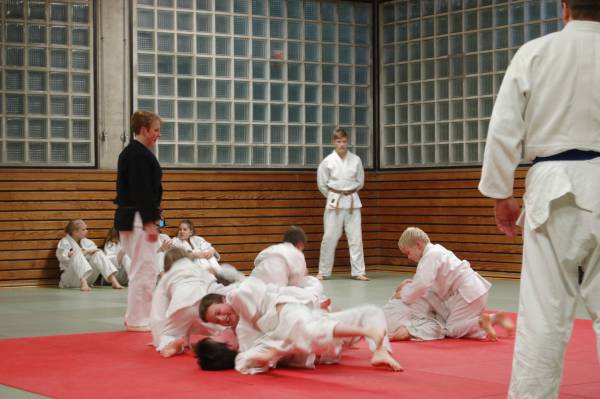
[
  {"xmin": 197, "ymin": 276, "xmax": 402, "ymax": 374},
  {"xmin": 150, "ymin": 248, "xmax": 243, "ymax": 358},
  {"xmin": 396, "ymin": 227, "xmax": 514, "ymax": 340},
  {"xmin": 56, "ymin": 219, "xmax": 122, "ymax": 291},
  {"xmin": 171, "ymin": 219, "xmax": 221, "ymax": 274},
  {"xmin": 251, "ymin": 226, "xmax": 325, "ymax": 301},
  {"xmin": 316, "ymin": 128, "xmax": 368, "ymax": 281},
  {"xmin": 103, "ymin": 227, "xmax": 131, "ymax": 286}
]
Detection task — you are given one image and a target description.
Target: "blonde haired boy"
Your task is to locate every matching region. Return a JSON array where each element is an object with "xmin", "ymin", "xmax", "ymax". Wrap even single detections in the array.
[{"xmin": 396, "ymin": 227, "xmax": 514, "ymax": 340}]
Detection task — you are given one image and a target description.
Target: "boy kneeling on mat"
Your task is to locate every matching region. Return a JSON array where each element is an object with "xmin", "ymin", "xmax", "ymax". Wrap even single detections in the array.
[{"xmin": 395, "ymin": 227, "xmax": 514, "ymax": 340}]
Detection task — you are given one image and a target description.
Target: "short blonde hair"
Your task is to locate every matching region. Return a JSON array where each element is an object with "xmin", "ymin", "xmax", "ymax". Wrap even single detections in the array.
[
  {"xmin": 163, "ymin": 247, "xmax": 190, "ymax": 273},
  {"xmin": 332, "ymin": 127, "xmax": 348, "ymax": 141},
  {"xmin": 398, "ymin": 227, "xmax": 430, "ymax": 250}
]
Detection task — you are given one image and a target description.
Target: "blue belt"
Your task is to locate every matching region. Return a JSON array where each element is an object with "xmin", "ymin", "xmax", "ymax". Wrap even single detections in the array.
[{"xmin": 532, "ymin": 149, "xmax": 600, "ymax": 164}]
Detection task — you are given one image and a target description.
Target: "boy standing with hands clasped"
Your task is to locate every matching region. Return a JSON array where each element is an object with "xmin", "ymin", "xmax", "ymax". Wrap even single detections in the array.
[{"xmin": 396, "ymin": 227, "xmax": 514, "ymax": 340}]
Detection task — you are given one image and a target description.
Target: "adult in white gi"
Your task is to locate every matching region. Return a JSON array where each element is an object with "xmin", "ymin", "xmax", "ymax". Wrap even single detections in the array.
[
  {"xmin": 171, "ymin": 219, "xmax": 221, "ymax": 274},
  {"xmin": 251, "ymin": 226, "xmax": 325, "ymax": 298},
  {"xmin": 317, "ymin": 128, "xmax": 368, "ymax": 281},
  {"xmin": 478, "ymin": 2, "xmax": 600, "ymax": 397},
  {"xmin": 114, "ymin": 111, "xmax": 163, "ymax": 332},
  {"xmin": 199, "ymin": 277, "xmax": 401, "ymax": 374},
  {"xmin": 103, "ymin": 228, "xmax": 131, "ymax": 286},
  {"xmin": 397, "ymin": 228, "xmax": 506, "ymax": 340},
  {"xmin": 56, "ymin": 220, "xmax": 122, "ymax": 291},
  {"xmin": 150, "ymin": 251, "xmax": 237, "ymax": 357}
]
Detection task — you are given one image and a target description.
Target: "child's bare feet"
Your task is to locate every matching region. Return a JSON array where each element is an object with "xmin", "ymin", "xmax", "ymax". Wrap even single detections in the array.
[
  {"xmin": 492, "ymin": 312, "xmax": 515, "ymax": 337},
  {"xmin": 80, "ymin": 279, "xmax": 92, "ymax": 292},
  {"xmin": 371, "ymin": 348, "xmax": 403, "ymax": 372},
  {"xmin": 160, "ymin": 337, "xmax": 185, "ymax": 358},
  {"xmin": 390, "ymin": 327, "xmax": 411, "ymax": 341},
  {"xmin": 479, "ymin": 313, "xmax": 497, "ymax": 341},
  {"xmin": 108, "ymin": 275, "xmax": 124, "ymax": 289}
]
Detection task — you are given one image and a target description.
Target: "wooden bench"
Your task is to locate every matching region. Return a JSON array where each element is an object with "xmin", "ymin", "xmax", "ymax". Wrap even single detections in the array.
[{"xmin": 0, "ymin": 168, "xmax": 525, "ymax": 287}]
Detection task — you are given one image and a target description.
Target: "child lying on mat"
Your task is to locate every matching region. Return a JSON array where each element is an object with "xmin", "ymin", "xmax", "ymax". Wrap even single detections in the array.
[
  {"xmin": 395, "ymin": 227, "xmax": 514, "ymax": 340},
  {"xmin": 194, "ymin": 277, "xmax": 402, "ymax": 374},
  {"xmin": 150, "ymin": 248, "xmax": 244, "ymax": 358},
  {"xmin": 383, "ymin": 289, "xmax": 448, "ymax": 341}
]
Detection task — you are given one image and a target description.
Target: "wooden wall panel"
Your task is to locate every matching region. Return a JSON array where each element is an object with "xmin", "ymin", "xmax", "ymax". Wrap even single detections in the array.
[{"xmin": 0, "ymin": 168, "xmax": 525, "ymax": 287}]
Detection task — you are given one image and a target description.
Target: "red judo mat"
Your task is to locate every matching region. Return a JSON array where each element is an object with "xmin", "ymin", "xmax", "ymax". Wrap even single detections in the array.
[{"xmin": 0, "ymin": 318, "xmax": 598, "ymax": 399}]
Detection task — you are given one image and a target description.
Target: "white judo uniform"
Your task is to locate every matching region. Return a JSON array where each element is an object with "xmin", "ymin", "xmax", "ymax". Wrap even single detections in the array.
[
  {"xmin": 229, "ymin": 277, "xmax": 391, "ymax": 374},
  {"xmin": 317, "ymin": 150, "xmax": 366, "ymax": 277},
  {"xmin": 401, "ymin": 243, "xmax": 491, "ymax": 339},
  {"xmin": 479, "ymin": 20, "xmax": 600, "ymax": 399},
  {"xmin": 150, "ymin": 257, "xmax": 235, "ymax": 352},
  {"xmin": 56, "ymin": 235, "xmax": 118, "ymax": 288},
  {"xmin": 171, "ymin": 235, "xmax": 221, "ymax": 274},
  {"xmin": 251, "ymin": 242, "xmax": 323, "ymax": 293},
  {"xmin": 103, "ymin": 241, "xmax": 131, "ymax": 286},
  {"xmin": 383, "ymin": 292, "xmax": 448, "ymax": 341}
]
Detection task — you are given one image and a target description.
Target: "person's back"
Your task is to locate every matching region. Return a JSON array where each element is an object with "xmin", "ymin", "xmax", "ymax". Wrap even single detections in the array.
[
  {"xmin": 251, "ymin": 242, "xmax": 306, "ymax": 287},
  {"xmin": 479, "ymin": 3, "xmax": 600, "ymax": 397}
]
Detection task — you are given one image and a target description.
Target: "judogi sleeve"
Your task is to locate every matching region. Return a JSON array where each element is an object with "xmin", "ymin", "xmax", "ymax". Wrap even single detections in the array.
[
  {"xmin": 479, "ymin": 51, "xmax": 530, "ymax": 199},
  {"xmin": 401, "ymin": 252, "xmax": 438, "ymax": 304}
]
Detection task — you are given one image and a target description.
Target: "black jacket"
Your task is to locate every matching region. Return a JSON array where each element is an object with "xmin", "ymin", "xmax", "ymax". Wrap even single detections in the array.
[{"xmin": 113, "ymin": 140, "xmax": 162, "ymax": 231}]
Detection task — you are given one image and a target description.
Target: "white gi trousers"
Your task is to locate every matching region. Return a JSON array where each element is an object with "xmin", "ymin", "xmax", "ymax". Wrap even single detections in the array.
[
  {"xmin": 508, "ymin": 195, "xmax": 600, "ymax": 399},
  {"xmin": 444, "ymin": 292, "xmax": 488, "ymax": 339},
  {"xmin": 59, "ymin": 251, "xmax": 117, "ymax": 288},
  {"xmin": 318, "ymin": 209, "xmax": 366, "ymax": 277},
  {"xmin": 120, "ymin": 212, "xmax": 159, "ymax": 328}
]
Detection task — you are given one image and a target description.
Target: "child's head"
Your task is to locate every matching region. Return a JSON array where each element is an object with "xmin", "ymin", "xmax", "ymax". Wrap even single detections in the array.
[
  {"xmin": 194, "ymin": 337, "xmax": 237, "ymax": 371},
  {"xmin": 163, "ymin": 247, "xmax": 191, "ymax": 273},
  {"xmin": 332, "ymin": 128, "xmax": 349, "ymax": 157},
  {"xmin": 199, "ymin": 293, "xmax": 238, "ymax": 327},
  {"xmin": 65, "ymin": 219, "xmax": 87, "ymax": 240},
  {"xmin": 104, "ymin": 227, "xmax": 120, "ymax": 245},
  {"xmin": 177, "ymin": 219, "xmax": 195, "ymax": 240},
  {"xmin": 282, "ymin": 225, "xmax": 306, "ymax": 251},
  {"xmin": 398, "ymin": 227, "xmax": 430, "ymax": 263}
]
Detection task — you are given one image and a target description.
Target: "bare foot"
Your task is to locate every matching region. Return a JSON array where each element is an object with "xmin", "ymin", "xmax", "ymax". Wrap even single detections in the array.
[
  {"xmin": 479, "ymin": 313, "xmax": 497, "ymax": 341},
  {"xmin": 371, "ymin": 349, "xmax": 403, "ymax": 372},
  {"xmin": 390, "ymin": 327, "xmax": 411, "ymax": 341},
  {"xmin": 492, "ymin": 312, "xmax": 515, "ymax": 337},
  {"xmin": 160, "ymin": 337, "xmax": 185, "ymax": 358},
  {"xmin": 316, "ymin": 274, "xmax": 325, "ymax": 280},
  {"xmin": 112, "ymin": 283, "xmax": 124, "ymax": 289},
  {"xmin": 126, "ymin": 325, "xmax": 151, "ymax": 332},
  {"xmin": 80, "ymin": 279, "xmax": 92, "ymax": 292},
  {"xmin": 353, "ymin": 275, "xmax": 369, "ymax": 281}
]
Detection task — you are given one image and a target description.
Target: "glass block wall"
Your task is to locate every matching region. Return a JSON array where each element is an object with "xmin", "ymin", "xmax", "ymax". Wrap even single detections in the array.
[
  {"xmin": 380, "ymin": 0, "xmax": 561, "ymax": 168},
  {"xmin": 0, "ymin": 0, "xmax": 94, "ymax": 166},
  {"xmin": 134, "ymin": 0, "xmax": 373, "ymax": 168}
]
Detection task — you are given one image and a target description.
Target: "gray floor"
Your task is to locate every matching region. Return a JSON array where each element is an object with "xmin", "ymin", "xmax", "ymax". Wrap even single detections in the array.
[{"xmin": 0, "ymin": 272, "xmax": 591, "ymax": 398}]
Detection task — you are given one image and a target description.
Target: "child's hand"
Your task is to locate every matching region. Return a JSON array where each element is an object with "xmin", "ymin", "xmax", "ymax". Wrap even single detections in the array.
[
  {"xmin": 393, "ymin": 279, "xmax": 413, "ymax": 299},
  {"xmin": 68, "ymin": 249, "xmax": 75, "ymax": 258},
  {"xmin": 159, "ymin": 239, "xmax": 173, "ymax": 252}
]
